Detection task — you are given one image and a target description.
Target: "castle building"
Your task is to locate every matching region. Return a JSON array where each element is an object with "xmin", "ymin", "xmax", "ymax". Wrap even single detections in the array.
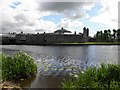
[
  {"xmin": 54, "ymin": 27, "xmax": 71, "ymax": 34},
  {"xmin": 15, "ymin": 27, "xmax": 89, "ymax": 45},
  {"xmin": 1, "ymin": 27, "xmax": 89, "ymax": 45},
  {"xmin": 83, "ymin": 27, "xmax": 89, "ymax": 42}
]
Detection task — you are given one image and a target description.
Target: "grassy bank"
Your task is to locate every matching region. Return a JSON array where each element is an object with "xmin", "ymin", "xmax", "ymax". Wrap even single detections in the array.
[
  {"xmin": 62, "ymin": 64, "xmax": 120, "ymax": 89},
  {"xmin": 57, "ymin": 42, "xmax": 120, "ymax": 45},
  {"xmin": 0, "ymin": 51, "xmax": 37, "ymax": 88}
]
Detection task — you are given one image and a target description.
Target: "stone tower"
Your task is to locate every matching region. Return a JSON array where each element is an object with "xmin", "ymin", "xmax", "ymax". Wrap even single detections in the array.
[{"xmin": 83, "ymin": 27, "xmax": 89, "ymax": 42}]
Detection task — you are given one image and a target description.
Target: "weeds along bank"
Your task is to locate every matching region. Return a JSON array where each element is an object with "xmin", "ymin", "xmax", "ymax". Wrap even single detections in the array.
[
  {"xmin": 0, "ymin": 51, "xmax": 37, "ymax": 83},
  {"xmin": 63, "ymin": 64, "xmax": 120, "ymax": 89}
]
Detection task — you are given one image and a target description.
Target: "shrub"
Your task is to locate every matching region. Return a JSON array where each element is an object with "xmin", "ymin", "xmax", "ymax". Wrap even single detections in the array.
[
  {"xmin": 0, "ymin": 51, "xmax": 37, "ymax": 81},
  {"xmin": 62, "ymin": 64, "xmax": 120, "ymax": 89},
  {"xmin": 0, "ymin": 53, "xmax": 2, "ymax": 83}
]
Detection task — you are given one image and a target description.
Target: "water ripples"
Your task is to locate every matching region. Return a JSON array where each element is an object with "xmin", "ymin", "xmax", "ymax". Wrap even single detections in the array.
[{"xmin": 34, "ymin": 53, "xmax": 89, "ymax": 76}]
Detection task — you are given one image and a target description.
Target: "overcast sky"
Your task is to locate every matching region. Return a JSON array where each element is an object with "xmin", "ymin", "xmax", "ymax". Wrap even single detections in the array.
[{"xmin": 1, "ymin": 0, "xmax": 119, "ymax": 36}]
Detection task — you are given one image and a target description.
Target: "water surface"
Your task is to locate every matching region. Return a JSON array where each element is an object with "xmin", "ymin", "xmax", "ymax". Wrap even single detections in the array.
[{"xmin": 0, "ymin": 45, "xmax": 119, "ymax": 88}]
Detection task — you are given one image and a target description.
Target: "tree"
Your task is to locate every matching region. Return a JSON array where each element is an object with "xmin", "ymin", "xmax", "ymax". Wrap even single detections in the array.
[
  {"xmin": 94, "ymin": 29, "xmax": 120, "ymax": 42},
  {"xmin": 104, "ymin": 30, "xmax": 108, "ymax": 41},
  {"xmin": 108, "ymin": 29, "xmax": 111, "ymax": 41},
  {"xmin": 113, "ymin": 29, "xmax": 117, "ymax": 41},
  {"xmin": 100, "ymin": 31, "xmax": 103, "ymax": 41},
  {"xmin": 117, "ymin": 29, "xmax": 120, "ymax": 42},
  {"xmin": 94, "ymin": 31, "xmax": 101, "ymax": 42}
]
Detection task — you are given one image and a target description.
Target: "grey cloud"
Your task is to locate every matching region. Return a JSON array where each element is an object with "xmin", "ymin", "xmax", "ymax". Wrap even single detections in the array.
[
  {"xmin": 37, "ymin": 0, "xmax": 97, "ymax": 2},
  {"xmin": 14, "ymin": 14, "xmax": 35, "ymax": 26},
  {"xmin": 1, "ymin": 0, "xmax": 96, "ymax": 33},
  {"xmin": 118, "ymin": 1, "xmax": 120, "ymax": 28},
  {"xmin": 2, "ymin": 13, "xmax": 35, "ymax": 33},
  {"xmin": 14, "ymin": 14, "xmax": 28, "ymax": 23},
  {"xmin": 38, "ymin": 2, "xmax": 94, "ymax": 19},
  {"xmin": 35, "ymin": 29, "xmax": 44, "ymax": 32},
  {"xmin": 2, "ymin": 21, "xmax": 19, "ymax": 33},
  {"xmin": 69, "ymin": 12, "xmax": 86, "ymax": 20},
  {"xmin": 39, "ymin": 2, "xmax": 82, "ymax": 12}
]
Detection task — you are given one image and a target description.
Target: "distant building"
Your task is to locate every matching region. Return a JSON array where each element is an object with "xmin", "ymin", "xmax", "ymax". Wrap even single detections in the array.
[
  {"xmin": 15, "ymin": 27, "xmax": 89, "ymax": 45},
  {"xmin": 83, "ymin": 27, "xmax": 89, "ymax": 42},
  {"xmin": 54, "ymin": 27, "xmax": 71, "ymax": 34},
  {"xmin": 1, "ymin": 27, "xmax": 89, "ymax": 45},
  {"xmin": 1, "ymin": 34, "xmax": 16, "ymax": 44}
]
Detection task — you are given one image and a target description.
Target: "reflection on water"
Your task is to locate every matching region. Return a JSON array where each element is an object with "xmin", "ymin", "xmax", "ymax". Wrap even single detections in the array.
[
  {"xmin": 30, "ymin": 75, "xmax": 69, "ymax": 88},
  {"xmin": 0, "ymin": 45, "xmax": 119, "ymax": 88}
]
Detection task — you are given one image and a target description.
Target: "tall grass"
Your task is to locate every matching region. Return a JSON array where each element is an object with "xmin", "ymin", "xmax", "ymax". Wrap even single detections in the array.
[
  {"xmin": 0, "ymin": 53, "xmax": 2, "ymax": 83},
  {"xmin": 62, "ymin": 64, "xmax": 120, "ymax": 89},
  {"xmin": 0, "ymin": 51, "xmax": 37, "ymax": 82}
]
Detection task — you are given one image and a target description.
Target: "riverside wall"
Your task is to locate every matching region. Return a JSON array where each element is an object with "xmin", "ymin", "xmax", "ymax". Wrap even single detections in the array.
[
  {"xmin": 2, "ymin": 27, "xmax": 89, "ymax": 45},
  {"xmin": 15, "ymin": 33, "xmax": 85, "ymax": 45}
]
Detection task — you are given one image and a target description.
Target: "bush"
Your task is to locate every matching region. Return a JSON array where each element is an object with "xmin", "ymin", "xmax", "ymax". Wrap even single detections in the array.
[
  {"xmin": 0, "ymin": 51, "xmax": 37, "ymax": 81},
  {"xmin": 0, "ymin": 53, "xmax": 2, "ymax": 83},
  {"xmin": 62, "ymin": 64, "xmax": 120, "ymax": 89}
]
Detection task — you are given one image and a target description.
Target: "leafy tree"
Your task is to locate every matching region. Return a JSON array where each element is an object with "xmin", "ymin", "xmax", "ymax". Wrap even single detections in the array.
[
  {"xmin": 117, "ymin": 29, "xmax": 120, "ymax": 42},
  {"xmin": 95, "ymin": 31, "xmax": 101, "ymax": 41},
  {"xmin": 113, "ymin": 29, "xmax": 117, "ymax": 41},
  {"xmin": 108, "ymin": 29, "xmax": 111, "ymax": 41},
  {"xmin": 104, "ymin": 30, "xmax": 109, "ymax": 41},
  {"xmin": 94, "ymin": 29, "xmax": 120, "ymax": 42}
]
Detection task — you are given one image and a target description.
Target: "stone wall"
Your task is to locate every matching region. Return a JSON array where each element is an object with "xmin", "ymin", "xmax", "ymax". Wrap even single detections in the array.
[
  {"xmin": 15, "ymin": 27, "xmax": 89, "ymax": 45},
  {"xmin": 44, "ymin": 34, "xmax": 83, "ymax": 44},
  {"xmin": 15, "ymin": 33, "xmax": 84, "ymax": 45}
]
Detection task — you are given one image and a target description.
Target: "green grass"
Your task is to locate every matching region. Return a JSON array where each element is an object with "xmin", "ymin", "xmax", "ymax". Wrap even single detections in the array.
[
  {"xmin": 0, "ymin": 55, "xmax": 2, "ymax": 83},
  {"xmin": 57, "ymin": 42, "xmax": 120, "ymax": 45},
  {"xmin": 62, "ymin": 64, "xmax": 120, "ymax": 89},
  {"xmin": 80, "ymin": 42, "xmax": 120, "ymax": 44},
  {"xmin": 0, "ymin": 51, "xmax": 37, "ymax": 82}
]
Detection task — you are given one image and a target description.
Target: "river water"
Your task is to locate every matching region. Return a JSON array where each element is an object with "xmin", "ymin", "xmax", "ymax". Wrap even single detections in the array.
[{"xmin": 0, "ymin": 45, "xmax": 119, "ymax": 88}]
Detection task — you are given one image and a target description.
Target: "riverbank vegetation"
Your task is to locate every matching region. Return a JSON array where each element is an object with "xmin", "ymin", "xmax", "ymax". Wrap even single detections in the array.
[
  {"xmin": 62, "ymin": 64, "xmax": 120, "ymax": 89},
  {"xmin": 94, "ymin": 29, "xmax": 120, "ymax": 42},
  {"xmin": 57, "ymin": 42, "xmax": 120, "ymax": 45},
  {"xmin": 0, "ymin": 51, "xmax": 37, "ymax": 83}
]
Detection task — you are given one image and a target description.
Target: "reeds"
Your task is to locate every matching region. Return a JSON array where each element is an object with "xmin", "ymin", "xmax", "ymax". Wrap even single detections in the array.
[
  {"xmin": 0, "ymin": 51, "xmax": 37, "ymax": 82},
  {"xmin": 62, "ymin": 64, "xmax": 120, "ymax": 89}
]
